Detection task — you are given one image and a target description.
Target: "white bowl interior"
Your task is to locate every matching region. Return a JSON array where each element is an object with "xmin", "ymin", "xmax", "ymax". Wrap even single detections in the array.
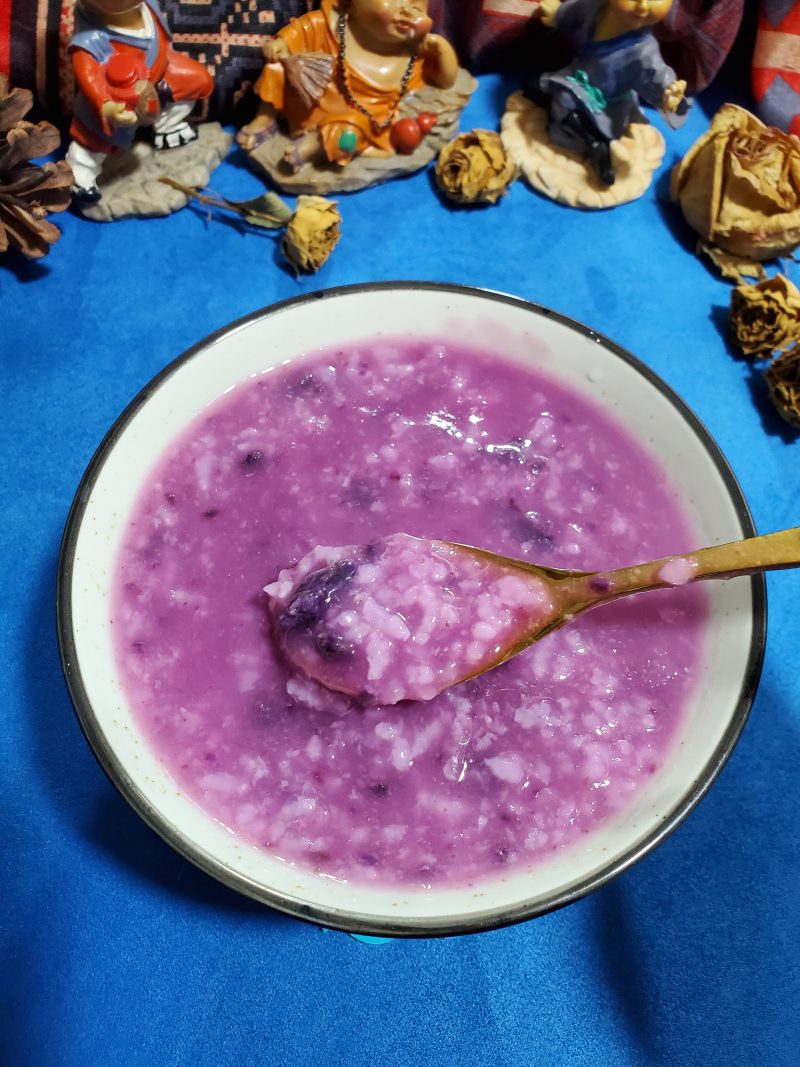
[{"xmin": 64, "ymin": 286, "xmax": 759, "ymax": 933}]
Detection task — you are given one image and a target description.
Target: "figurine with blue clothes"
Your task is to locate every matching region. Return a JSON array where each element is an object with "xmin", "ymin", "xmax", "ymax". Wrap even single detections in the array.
[{"xmin": 527, "ymin": 0, "xmax": 689, "ymax": 190}]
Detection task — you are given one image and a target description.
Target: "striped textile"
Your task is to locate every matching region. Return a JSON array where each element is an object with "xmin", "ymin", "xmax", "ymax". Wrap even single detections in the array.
[
  {"xmin": 752, "ymin": 0, "xmax": 800, "ymax": 133},
  {"xmin": 1, "ymin": 0, "xmax": 65, "ymax": 115}
]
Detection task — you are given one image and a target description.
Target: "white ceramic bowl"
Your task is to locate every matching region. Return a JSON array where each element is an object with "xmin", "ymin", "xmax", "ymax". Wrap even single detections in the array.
[{"xmin": 57, "ymin": 283, "xmax": 765, "ymax": 937}]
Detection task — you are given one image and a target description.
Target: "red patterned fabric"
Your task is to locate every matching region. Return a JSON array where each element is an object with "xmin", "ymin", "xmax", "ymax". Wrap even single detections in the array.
[
  {"xmin": 752, "ymin": 0, "xmax": 800, "ymax": 134},
  {"xmin": 428, "ymin": 0, "xmax": 543, "ymax": 73},
  {"xmin": 0, "ymin": 0, "xmax": 12, "ymax": 75},
  {"xmin": 657, "ymin": 0, "xmax": 745, "ymax": 94}
]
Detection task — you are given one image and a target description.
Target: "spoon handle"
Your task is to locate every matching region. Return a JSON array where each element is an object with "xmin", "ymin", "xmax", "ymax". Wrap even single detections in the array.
[
  {"xmin": 592, "ymin": 525, "xmax": 800, "ymax": 603},
  {"xmin": 674, "ymin": 526, "xmax": 800, "ymax": 580}
]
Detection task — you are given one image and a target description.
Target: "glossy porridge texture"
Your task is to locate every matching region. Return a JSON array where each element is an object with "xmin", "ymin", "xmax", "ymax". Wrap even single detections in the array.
[{"xmin": 114, "ymin": 339, "xmax": 707, "ymax": 887}]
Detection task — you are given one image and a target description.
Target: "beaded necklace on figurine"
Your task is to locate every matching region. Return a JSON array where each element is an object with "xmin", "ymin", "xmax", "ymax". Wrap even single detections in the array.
[{"xmin": 336, "ymin": 11, "xmax": 418, "ymax": 132}]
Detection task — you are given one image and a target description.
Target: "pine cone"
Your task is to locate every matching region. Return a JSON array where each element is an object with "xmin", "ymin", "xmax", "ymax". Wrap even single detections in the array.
[{"xmin": 0, "ymin": 74, "xmax": 72, "ymax": 259}]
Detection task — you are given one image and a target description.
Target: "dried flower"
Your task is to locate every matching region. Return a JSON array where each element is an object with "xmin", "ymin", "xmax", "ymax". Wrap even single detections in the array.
[
  {"xmin": 671, "ymin": 103, "xmax": 800, "ymax": 266},
  {"xmin": 0, "ymin": 74, "xmax": 72, "ymax": 258},
  {"xmin": 729, "ymin": 274, "xmax": 800, "ymax": 358},
  {"xmin": 282, "ymin": 195, "xmax": 341, "ymax": 273},
  {"xmin": 435, "ymin": 129, "xmax": 518, "ymax": 205},
  {"xmin": 765, "ymin": 345, "xmax": 800, "ymax": 427}
]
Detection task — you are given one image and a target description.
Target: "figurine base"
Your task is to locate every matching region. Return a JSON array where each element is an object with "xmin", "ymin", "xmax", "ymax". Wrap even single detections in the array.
[
  {"xmin": 500, "ymin": 92, "xmax": 664, "ymax": 210},
  {"xmin": 77, "ymin": 123, "xmax": 232, "ymax": 222},
  {"xmin": 245, "ymin": 69, "xmax": 477, "ymax": 195}
]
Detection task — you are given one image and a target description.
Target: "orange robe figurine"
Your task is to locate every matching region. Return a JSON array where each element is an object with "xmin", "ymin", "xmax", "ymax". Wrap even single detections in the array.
[{"xmin": 237, "ymin": 0, "xmax": 458, "ymax": 170}]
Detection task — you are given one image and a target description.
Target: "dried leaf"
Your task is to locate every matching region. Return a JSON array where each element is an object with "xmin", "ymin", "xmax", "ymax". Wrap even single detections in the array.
[
  {"xmin": 226, "ymin": 191, "xmax": 293, "ymax": 228},
  {"xmin": 158, "ymin": 177, "xmax": 295, "ymax": 232}
]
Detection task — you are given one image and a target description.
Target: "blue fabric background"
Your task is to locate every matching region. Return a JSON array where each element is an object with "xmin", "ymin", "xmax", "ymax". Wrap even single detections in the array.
[{"xmin": 2, "ymin": 72, "xmax": 799, "ymax": 1066}]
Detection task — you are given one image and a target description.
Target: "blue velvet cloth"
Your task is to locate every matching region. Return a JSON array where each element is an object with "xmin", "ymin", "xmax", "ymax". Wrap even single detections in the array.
[{"xmin": 2, "ymin": 75, "xmax": 799, "ymax": 1066}]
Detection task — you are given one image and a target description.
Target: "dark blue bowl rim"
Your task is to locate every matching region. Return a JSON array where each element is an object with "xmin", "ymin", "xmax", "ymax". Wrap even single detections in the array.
[{"xmin": 56, "ymin": 281, "xmax": 766, "ymax": 939}]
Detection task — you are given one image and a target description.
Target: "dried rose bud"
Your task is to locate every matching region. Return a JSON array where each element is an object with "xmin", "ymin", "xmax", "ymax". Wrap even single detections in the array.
[
  {"xmin": 435, "ymin": 129, "xmax": 518, "ymax": 205},
  {"xmin": 282, "ymin": 195, "xmax": 341, "ymax": 273},
  {"xmin": 765, "ymin": 345, "xmax": 800, "ymax": 428},
  {"xmin": 671, "ymin": 103, "xmax": 800, "ymax": 264},
  {"xmin": 729, "ymin": 274, "xmax": 800, "ymax": 358}
]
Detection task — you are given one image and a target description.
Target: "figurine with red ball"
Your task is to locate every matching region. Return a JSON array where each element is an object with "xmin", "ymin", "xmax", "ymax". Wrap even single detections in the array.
[{"xmin": 236, "ymin": 0, "xmax": 462, "ymax": 176}]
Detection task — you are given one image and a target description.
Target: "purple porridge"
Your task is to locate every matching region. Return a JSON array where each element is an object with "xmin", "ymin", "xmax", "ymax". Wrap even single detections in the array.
[
  {"xmin": 266, "ymin": 534, "xmax": 554, "ymax": 704},
  {"xmin": 113, "ymin": 338, "xmax": 707, "ymax": 888}
]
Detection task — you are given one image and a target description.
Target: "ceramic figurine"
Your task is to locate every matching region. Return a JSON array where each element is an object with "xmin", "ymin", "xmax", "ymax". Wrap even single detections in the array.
[
  {"xmin": 65, "ymin": 0, "xmax": 227, "ymax": 217},
  {"xmin": 236, "ymin": 0, "xmax": 477, "ymax": 195},
  {"xmin": 501, "ymin": 0, "xmax": 690, "ymax": 209}
]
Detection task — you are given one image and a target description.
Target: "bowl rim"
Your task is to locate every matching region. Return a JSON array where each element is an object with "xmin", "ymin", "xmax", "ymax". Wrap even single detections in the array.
[{"xmin": 56, "ymin": 281, "xmax": 767, "ymax": 938}]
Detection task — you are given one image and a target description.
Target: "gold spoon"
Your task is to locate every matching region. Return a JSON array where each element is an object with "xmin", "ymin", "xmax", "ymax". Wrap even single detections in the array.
[
  {"xmin": 271, "ymin": 528, "xmax": 796, "ymax": 704},
  {"xmin": 448, "ymin": 526, "xmax": 798, "ymax": 683}
]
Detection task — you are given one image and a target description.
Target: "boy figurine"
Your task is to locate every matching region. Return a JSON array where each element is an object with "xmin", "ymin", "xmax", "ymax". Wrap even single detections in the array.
[
  {"xmin": 534, "ymin": 0, "xmax": 687, "ymax": 185},
  {"xmin": 66, "ymin": 0, "xmax": 214, "ymax": 203},
  {"xmin": 237, "ymin": 0, "xmax": 458, "ymax": 171}
]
